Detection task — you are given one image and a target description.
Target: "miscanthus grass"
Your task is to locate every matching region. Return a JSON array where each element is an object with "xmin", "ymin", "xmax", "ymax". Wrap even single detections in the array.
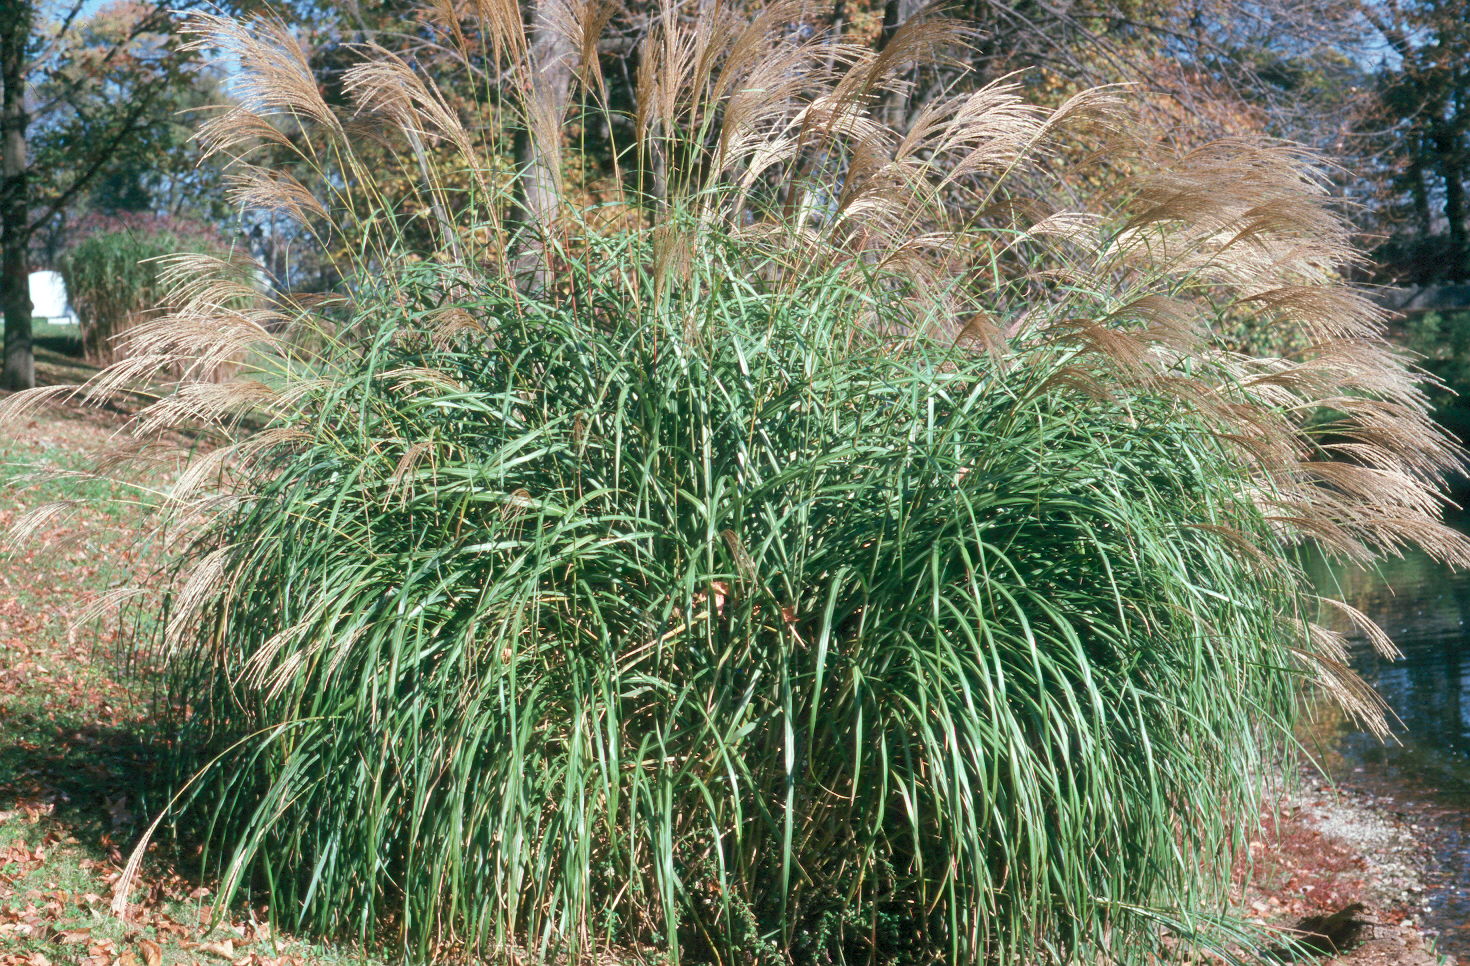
[
  {"xmin": 59, "ymin": 223, "xmax": 228, "ymax": 365},
  {"xmin": 2, "ymin": 1, "xmax": 1465, "ymax": 963}
]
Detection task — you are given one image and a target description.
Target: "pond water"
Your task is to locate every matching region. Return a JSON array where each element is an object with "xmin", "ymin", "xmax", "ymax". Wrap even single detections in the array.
[{"xmin": 1307, "ymin": 524, "xmax": 1470, "ymax": 956}]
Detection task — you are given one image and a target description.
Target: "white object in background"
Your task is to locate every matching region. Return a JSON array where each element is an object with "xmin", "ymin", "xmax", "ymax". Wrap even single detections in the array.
[{"xmin": 28, "ymin": 270, "xmax": 78, "ymax": 324}]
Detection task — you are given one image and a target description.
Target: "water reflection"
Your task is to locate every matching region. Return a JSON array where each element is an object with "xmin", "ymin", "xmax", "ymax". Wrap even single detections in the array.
[
  {"xmin": 1311, "ymin": 546, "xmax": 1470, "ymax": 780},
  {"xmin": 1306, "ymin": 529, "xmax": 1470, "ymax": 953}
]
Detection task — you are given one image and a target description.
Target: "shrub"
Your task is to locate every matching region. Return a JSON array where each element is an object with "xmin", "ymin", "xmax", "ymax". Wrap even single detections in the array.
[
  {"xmin": 59, "ymin": 216, "xmax": 229, "ymax": 364},
  {"xmin": 6, "ymin": 4, "xmax": 1465, "ymax": 964},
  {"xmin": 1403, "ymin": 308, "xmax": 1470, "ymax": 446}
]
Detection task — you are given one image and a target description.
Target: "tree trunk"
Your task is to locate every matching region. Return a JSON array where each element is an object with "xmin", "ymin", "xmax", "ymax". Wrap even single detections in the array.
[
  {"xmin": 1451, "ymin": 87, "xmax": 1470, "ymax": 281},
  {"xmin": 1, "ymin": 0, "xmax": 34, "ymax": 390},
  {"xmin": 1436, "ymin": 128, "xmax": 1468, "ymax": 282},
  {"xmin": 876, "ymin": 0, "xmax": 919, "ymax": 130},
  {"xmin": 511, "ymin": 0, "xmax": 576, "ymax": 291},
  {"xmin": 1409, "ymin": 151, "xmax": 1432, "ymax": 240}
]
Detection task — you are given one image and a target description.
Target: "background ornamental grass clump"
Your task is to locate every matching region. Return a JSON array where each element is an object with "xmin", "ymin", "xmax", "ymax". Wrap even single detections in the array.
[
  {"xmin": 59, "ymin": 216, "xmax": 230, "ymax": 365},
  {"xmin": 5, "ymin": 1, "xmax": 1469, "ymax": 963}
]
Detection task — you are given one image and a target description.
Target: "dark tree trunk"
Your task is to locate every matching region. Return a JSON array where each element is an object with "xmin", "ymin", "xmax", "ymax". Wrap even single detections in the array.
[
  {"xmin": 1, "ymin": 0, "xmax": 34, "ymax": 390},
  {"xmin": 1409, "ymin": 152, "xmax": 1432, "ymax": 239},
  {"xmin": 1436, "ymin": 128, "xmax": 1468, "ymax": 281},
  {"xmin": 1451, "ymin": 91, "xmax": 1470, "ymax": 281},
  {"xmin": 879, "ymin": 0, "xmax": 902, "ymax": 48},
  {"xmin": 876, "ymin": 0, "xmax": 919, "ymax": 130}
]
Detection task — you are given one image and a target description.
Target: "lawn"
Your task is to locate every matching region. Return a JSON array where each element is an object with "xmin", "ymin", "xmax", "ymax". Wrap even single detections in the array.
[
  {"xmin": 28, "ymin": 323, "xmax": 81, "ymax": 361},
  {"xmin": 0, "ymin": 345, "xmax": 376, "ymax": 966}
]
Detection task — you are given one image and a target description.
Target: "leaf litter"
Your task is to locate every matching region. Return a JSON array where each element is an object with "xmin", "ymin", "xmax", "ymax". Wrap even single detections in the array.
[{"xmin": 1, "ymin": 401, "xmax": 374, "ymax": 966}]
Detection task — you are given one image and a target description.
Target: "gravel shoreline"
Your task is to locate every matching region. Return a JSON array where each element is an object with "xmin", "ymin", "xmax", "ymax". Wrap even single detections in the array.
[{"xmin": 1241, "ymin": 772, "xmax": 1452, "ymax": 965}]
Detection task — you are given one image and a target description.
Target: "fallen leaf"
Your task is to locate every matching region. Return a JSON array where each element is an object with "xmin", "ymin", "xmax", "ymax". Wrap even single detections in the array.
[{"xmin": 137, "ymin": 939, "xmax": 161, "ymax": 966}]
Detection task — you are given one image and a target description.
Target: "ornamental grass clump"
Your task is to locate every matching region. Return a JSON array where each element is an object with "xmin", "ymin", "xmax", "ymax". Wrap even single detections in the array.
[
  {"xmin": 147, "ymin": 257, "xmax": 1336, "ymax": 965},
  {"xmin": 59, "ymin": 218, "xmax": 230, "ymax": 365},
  {"xmin": 3, "ymin": 1, "xmax": 1467, "ymax": 963}
]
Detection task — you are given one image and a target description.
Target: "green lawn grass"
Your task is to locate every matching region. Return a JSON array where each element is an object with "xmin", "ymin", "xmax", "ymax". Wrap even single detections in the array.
[
  {"xmin": 0, "ymin": 404, "xmax": 383, "ymax": 966},
  {"xmin": 30, "ymin": 320, "xmax": 82, "ymax": 360}
]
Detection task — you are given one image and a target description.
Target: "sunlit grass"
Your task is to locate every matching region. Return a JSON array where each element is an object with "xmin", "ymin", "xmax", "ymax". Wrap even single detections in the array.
[{"xmin": 145, "ymin": 249, "xmax": 1320, "ymax": 964}]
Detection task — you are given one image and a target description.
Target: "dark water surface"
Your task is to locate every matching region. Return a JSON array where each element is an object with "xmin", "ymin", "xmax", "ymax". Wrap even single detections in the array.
[{"xmin": 1310, "ymin": 534, "xmax": 1470, "ymax": 955}]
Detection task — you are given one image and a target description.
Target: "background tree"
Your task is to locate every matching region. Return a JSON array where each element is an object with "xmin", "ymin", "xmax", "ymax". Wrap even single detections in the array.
[
  {"xmin": 30, "ymin": 4, "xmax": 230, "ymax": 250},
  {"xmin": 1, "ymin": 0, "xmax": 206, "ymax": 390},
  {"xmin": 1362, "ymin": 0, "xmax": 1470, "ymax": 282},
  {"xmin": 831, "ymin": 0, "xmax": 1373, "ymax": 143}
]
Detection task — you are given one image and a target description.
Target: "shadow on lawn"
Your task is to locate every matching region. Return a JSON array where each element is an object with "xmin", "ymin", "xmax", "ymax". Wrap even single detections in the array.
[{"xmin": 0, "ymin": 700, "xmax": 173, "ymax": 847}]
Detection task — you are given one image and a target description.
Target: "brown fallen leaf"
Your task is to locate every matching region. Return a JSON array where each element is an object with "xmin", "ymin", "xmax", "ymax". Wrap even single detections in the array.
[
  {"xmin": 137, "ymin": 938, "xmax": 161, "ymax": 966},
  {"xmin": 153, "ymin": 915, "xmax": 189, "ymax": 937}
]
